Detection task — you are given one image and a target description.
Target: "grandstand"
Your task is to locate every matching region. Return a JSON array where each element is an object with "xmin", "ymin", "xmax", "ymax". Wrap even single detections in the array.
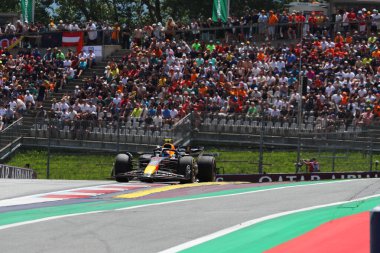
[{"xmin": 0, "ymin": 9, "xmax": 380, "ymax": 165}]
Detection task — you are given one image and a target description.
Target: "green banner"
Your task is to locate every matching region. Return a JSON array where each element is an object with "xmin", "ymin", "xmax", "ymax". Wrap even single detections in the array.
[
  {"xmin": 21, "ymin": 0, "xmax": 34, "ymax": 23},
  {"xmin": 212, "ymin": 0, "xmax": 228, "ymax": 23}
]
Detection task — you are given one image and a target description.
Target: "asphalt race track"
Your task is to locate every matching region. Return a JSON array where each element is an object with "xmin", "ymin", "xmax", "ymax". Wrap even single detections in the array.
[{"xmin": 1, "ymin": 178, "xmax": 380, "ymax": 253}]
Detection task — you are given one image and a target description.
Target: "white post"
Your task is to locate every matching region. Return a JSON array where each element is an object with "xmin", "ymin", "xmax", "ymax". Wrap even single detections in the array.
[
  {"xmin": 227, "ymin": 0, "xmax": 230, "ymax": 19},
  {"xmin": 32, "ymin": 0, "xmax": 35, "ymax": 23}
]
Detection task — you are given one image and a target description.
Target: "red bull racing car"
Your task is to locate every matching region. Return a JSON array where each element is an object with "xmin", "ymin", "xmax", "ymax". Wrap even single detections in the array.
[{"xmin": 112, "ymin": 142, "xmax": 217, "ymax": 183}]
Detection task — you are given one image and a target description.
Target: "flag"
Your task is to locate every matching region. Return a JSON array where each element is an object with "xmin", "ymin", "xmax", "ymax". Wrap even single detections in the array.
[
  {"xmin": 21, "ymin": 0, "xmax": 35, "ymax": 23},
  {"xmin": 62, "ymin": 32, "xmax": 84, "ymax": 52},
  {"xmin": 212, "ymin": 0, "xmax": 229, "ymax": 23}
]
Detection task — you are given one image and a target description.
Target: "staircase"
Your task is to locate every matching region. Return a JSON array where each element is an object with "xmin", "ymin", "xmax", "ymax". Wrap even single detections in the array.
[{"xmin": 19, "ymin": 48, "xmax": 130, "ymax": 138}]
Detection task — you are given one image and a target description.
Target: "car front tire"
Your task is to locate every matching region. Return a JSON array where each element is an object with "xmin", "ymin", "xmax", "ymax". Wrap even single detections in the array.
[
  {"xmin": 178, "ymin": 156, "xmax": 196, "ymax": 184},
  {"xmin": 114, "ymin": 154, "xmax": 132, "ymax": 183}
]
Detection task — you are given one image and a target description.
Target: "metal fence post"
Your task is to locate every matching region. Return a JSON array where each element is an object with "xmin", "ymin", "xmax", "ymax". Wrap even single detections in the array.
[
  {"xmin": 258, "ymin": 110, "xmax": 264, "ymax": 174},
  {"xmin": 296, "ymin": 63, "xmax": 303, "ymax": 168},
  {"xmin": 371, "ymin": 206, "xmax": 380, "ymax": 253},
  {"xmin": 116, "ymin": 117, "xmax": 120, "ymax": 153},
  {"xmin": 332, "ymin": 148, "xmax": 336, "ymax": 172},
  {"xmin": 47, "ymin": 120, "xmax": 51, "ymax": 179},
  {"xmin": 370, "ymin": 139, "xmax": 373, "ymax": 172}
]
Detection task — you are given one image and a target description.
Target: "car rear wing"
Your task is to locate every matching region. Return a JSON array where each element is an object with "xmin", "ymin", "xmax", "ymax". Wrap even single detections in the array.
[{"xmin": 178, "ymin": 146, "xmax": 203, "ymax": 153}]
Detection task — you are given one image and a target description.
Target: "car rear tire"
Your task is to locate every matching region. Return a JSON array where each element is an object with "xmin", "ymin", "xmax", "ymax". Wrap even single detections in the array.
[
  {"xmin": 114, "ymin": 154, "xmax": 132, "ymax": 182},
  {"xmin": 197, "ymin": 156, "xmax": 216, "ymax": 182},
  {"xmin": 178, "ymin": 156, "xmax": 196, "ymax": 184}
]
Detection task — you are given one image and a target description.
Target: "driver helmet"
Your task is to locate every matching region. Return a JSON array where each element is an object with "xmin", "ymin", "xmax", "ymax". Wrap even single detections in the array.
[
  {"xmin": 163, "ymin": 143, "xmax": 175, "ymax": 150},
  {"xmin": 162, "ymin": 143, "xmax": 175, "ymax": 157}
]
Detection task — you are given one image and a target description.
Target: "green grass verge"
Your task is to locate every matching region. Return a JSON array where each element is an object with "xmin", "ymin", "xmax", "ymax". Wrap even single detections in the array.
[
  {"xmin": 212, "ymin": 149, "xmax": 380, "ymax": 174},
  {"xmin": 6, "ymin": 149, "xmax": 115, "ymax": 180},
  {"xmin": 5, "ymin": 148, "xmax": 380, "ymax": 180}
]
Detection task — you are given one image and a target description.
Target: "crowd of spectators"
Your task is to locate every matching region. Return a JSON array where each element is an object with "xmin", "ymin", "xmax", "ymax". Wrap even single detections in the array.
[
  {"xmin": 0, "ymin": 45, "xmax": 95, "ymax": 130},
  {"xmin": 2, "ymin": 7, "xmax": 380, "ymax": 134},
  {"xmin": 1, "ymin": 7, "xmax": 380, "ymax": 48},
  {"xmin": 42, "ymin": 8, "xmax": 380, "ymax": 134}
]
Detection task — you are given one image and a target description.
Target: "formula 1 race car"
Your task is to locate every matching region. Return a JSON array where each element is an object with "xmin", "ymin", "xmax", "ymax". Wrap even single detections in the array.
[{"xmin": 111, "ymin": 142, "xmax": 216, "ymax": 183}]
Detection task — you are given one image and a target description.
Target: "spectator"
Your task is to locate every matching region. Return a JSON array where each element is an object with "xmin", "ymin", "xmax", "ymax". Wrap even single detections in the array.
[
  {"xmin": 3, "ymin": 105, "xmax": 14, "ymax": 125},
  {"xmin": 372, "ymin": 9, "xmax": 380, "ymax": 33},
  {"xmin": 24, "ymin": 90, "xmax": 35, "ymax": 110},
  {"xmin": 121, "ymin": 24, "xmax": 131, "ymax": 49},
  {"xmin": 359, "ymin": 107, "xmax": 374, "ymax": 126},
  {"xmin": 87, "ymin": 49, "xmax": 96, "ymax": 69},
  {"xmin": 111, "ymin": 22, "xmax": 120, "ymax": 44},
  {"xmin": 304, "ymin": 158, "xmax": 320, "ymax": 172},
  {"xmin": 165, "ymin": 17, "xmax": 177, "ymax": 41},
  {"xmin": 57, "ymin": 20, "xmax": 65, "ymax": 31},
  {"xmin": 258, "ymin": 10, "xmax": 268, "ymax": 38},
  {"xmin": 86, "ymin": 20, "xmax": 98, "ymax": 44},
  {"xmin": 267, "ymin": 10, "xmax": 278, "ymax": 40},
  {"xmin": 77, "ymin": 57, "xmax": 87, "ymax": 77},
  {"xmin": 4, "ymin": 23, "xmax": 16, "ymax": 34}
]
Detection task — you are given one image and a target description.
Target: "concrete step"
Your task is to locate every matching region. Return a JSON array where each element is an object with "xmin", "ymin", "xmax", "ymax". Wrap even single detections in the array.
[
  {"xmin": 94, "ymin": 62, "xmax": 108, "ymax": 67},
  {"xmin": 69, "ymin": 79, "xmax": 85, "ymax": 83},
  {"xmin": 106, "ymin": 56, "xmax": 124, "ymax": 61},
  {"xmin": 111, "ymin": 50, "xmax": 130, "ymax": 55},
  {"xmin": 90, "ymin": 67, "xmax": 106, "ymax": 71},
  {"xmin": 114, "ymin": 49, "xmax": 130, "ymax": 53}
]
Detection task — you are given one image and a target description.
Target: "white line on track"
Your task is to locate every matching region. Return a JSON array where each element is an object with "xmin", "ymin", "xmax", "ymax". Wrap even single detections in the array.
[{"xmin": 0, "ymin": 179, "xmax": 374, "ymax": 233}]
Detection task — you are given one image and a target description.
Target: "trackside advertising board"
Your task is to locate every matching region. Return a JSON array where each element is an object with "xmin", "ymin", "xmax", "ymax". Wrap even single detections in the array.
[
  {"xmin": 0, "ymin": 164, "xmax": 37, "ymax": 179},
  {"xmin": 216, "ymin": 172, "xmax": 380, "ymax": 183}
]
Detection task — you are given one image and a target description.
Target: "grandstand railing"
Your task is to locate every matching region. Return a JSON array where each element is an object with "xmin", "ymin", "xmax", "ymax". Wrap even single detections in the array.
[
  {"xmin": 0, "ymin": 118, "xmax": 23, "ymax": 143},
  {"xmin": 0, "ymin": 118, "xmax": 23, "ymax": 161},
  {"xmin": 2, "ymin": 20, "xmax": 377, "ymax": 50}
]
